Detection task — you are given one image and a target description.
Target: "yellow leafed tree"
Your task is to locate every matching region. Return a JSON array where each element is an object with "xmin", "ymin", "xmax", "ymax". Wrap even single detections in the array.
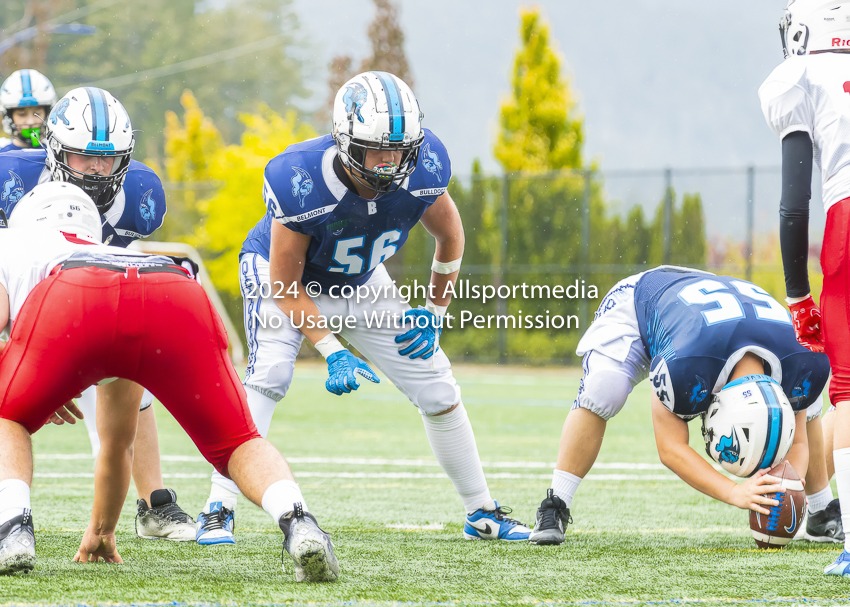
[
  {"xmin": 494, "ymin": 7, "xmax": 584, "ymax": 173},
  {"xmin": 195, "ymin": 106, "xmax": 318, "ymax": 297},
  {"xmin": 158, "ymin": 90, "xmax": 317, "ymax": 297}
]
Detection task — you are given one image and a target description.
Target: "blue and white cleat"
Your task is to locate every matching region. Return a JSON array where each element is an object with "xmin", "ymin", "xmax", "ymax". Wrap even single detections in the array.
[
  {"xmin": 196, "ymin": 502, "xmax": 235, "ymax": 546},
  {"xmin": 825, "ymin": 550, "xmax": 850, "ymax": 576},
  {"xmin": 464, "ymin": 500, "xmax": 531, "ymax": 541}
]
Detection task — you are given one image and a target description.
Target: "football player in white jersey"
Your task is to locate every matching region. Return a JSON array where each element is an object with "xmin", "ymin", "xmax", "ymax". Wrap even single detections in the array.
[
  {"xmin": 0, "ymin": 183, "xmax": 338, "ymax": 582},
  {"xmin": 0, "ymin": 69, "xmax": 56, "ymax": 152},
  {"xmin": 759, "ymin": 0, "xmax": 850, "ymax": 575}
]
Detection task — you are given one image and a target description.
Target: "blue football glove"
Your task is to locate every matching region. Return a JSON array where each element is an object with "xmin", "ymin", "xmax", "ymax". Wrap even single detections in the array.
[
  {"xmin": 394, "ymin": 308, "xmax": 442, "ymax": 359},
  {"xmin": 325, "ymin": 350, "xmax": 380, "ymax": 395}
]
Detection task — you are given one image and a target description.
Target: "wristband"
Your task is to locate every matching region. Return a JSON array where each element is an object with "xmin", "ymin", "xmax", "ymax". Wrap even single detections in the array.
[
  {"xmin": 424, "ymin": 298, "xmax": 448, "ymax": 318},
  {"xmin": 431, "ymin": 256, "xmax": 462, "ymax": 275},
  {"xmin": 314, "ymin": 333, "xmax": 345, "ymax": 359},
  {"xmin": 785, "ymin": 294, "xmax": 811, "ymax": 305}
]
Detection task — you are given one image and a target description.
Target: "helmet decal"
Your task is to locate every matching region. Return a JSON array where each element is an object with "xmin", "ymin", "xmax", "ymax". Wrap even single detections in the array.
[
  {"xmin": 139, "ymin": 188, "xmax": 156, "ymax": 231},
  {"xmin": 715, "ymin": 428, "xmax": 741, "ymax": 464},
  {"xmin": 51, "ymin": 98, "xmax": 71, "ymax": 126},
  {"xmin": 84, "ymin": 87, "xmax": 110, "ymax": 143},
  {"xmin": 422, "ymin": 143, "xmax": 443, "ymax": 181},
  {"xmin": 372, "ymin": 71, "xmax": 405, "ymax": 142},
  {"xmin": 2, "ymin": 170, "xmax": 24, "ymax": 205},
  {"xmin": 290, "ymin": 167, "xmax": 313, "ymax": 208},
  {"xmin": 18, "ymin": 70, "xmax": 37, "ymax": 107},
  {"xmin": 342, "ymin": 83, "xmax": 367, "ymax": 123}
]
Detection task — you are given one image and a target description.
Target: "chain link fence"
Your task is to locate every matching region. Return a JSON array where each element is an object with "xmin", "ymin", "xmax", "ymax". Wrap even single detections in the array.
[{"xmin": 161, "ymin": 165, "xmax": 821, "ymax": 365}]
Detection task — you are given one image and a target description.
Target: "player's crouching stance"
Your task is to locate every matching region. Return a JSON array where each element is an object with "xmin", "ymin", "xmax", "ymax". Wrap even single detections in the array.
[
  {"xmin": 529, "ymin": 267, "xmax": 831, "ymax": 545},
  {"xmin": 0, "ymin": 86, "xmax": 196, "ymax": 541},
  {"xmin": 0, "ymin": 184, "xmax": 338, "ymax": 582},
  {"xmin": 195, "ymin": 71, "xmax": 529, "ymax": 544}
]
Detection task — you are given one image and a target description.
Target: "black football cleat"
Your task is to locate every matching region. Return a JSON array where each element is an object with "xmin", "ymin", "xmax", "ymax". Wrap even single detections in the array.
[
  {"xmin": 0, "ymin": 510, "xmax": 35, "ymax": 574},
  {"xmin": 805, "ymin": 498, "xmax": 844, "ymax": 543},
  {"xmin": 279, "ymin": 503, "xmax": 339, "ymax": 583},
  {"xmin": 529, "ymin": 489, "xmax": 572, "ymax": 546},
  {"xmin": 136, "ymin": 488, "xmax": 196, "ymax": 541}
]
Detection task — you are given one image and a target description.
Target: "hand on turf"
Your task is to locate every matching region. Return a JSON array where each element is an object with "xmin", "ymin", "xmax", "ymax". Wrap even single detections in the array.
[
  {"xmin": 325, "ymin": 349, "xmax": 380, "ymax": 395},
  {"xmin": 728, "ymin": 469, "xmax": 784, "ymax": 515},
  {"xmin": 46, "ymin": 398, "xmax": 84, "ymax": 426},
  {"xmin": 394, "ymin": 308, "xmax": 442, "ymax": 359},
  {"xmin": 73, "ymin": 527, "xmax": 123, "ymax": 564},
  {"xmin": 789, "ymin": 296, "xmax": 825, "ymax": 353}
]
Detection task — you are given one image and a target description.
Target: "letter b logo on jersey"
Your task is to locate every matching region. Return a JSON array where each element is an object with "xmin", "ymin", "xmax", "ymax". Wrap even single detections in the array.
[{"xmin": 367, "ymin": 201, "xmax": 377, "ymax": 215}]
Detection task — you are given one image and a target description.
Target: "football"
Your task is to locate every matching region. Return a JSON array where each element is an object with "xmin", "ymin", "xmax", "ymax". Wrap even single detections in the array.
[{"xmin": 749, "ymin": 461, "xmax": 806, "ymax": 549}]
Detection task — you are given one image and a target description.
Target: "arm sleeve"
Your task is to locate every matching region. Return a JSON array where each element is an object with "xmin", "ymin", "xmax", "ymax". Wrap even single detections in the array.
[{"xmin": 779, "ymin": 131, "xmax": 814, "ymax": 298}]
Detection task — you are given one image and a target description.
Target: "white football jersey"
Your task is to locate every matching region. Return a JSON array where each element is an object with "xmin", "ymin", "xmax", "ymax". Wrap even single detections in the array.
[
  {"xmin": 0, "ymin": 227, "xmax": 169, "ymax": 331},
  {"xmin": 759, "ymin": 54, "xmax": 850, "ymax": 211}
]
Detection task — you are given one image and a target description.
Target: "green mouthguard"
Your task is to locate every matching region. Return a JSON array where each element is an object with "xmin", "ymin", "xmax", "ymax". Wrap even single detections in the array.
[{"xmin": 20, "ymin": 127, "xmax": 41, "ymax": 147}]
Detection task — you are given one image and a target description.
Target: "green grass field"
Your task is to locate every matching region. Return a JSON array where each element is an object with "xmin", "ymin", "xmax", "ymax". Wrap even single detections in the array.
[{"xmin": 3, "ymin": 363, "xmax": 850, "ymax": 607}]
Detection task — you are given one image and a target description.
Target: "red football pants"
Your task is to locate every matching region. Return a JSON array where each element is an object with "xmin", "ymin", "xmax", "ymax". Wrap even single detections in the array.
[
  {"xmin": 0, "ymin": 266, "xmax": 260, "ymax": 477},
  {"xmin": 821, "ymin": 197, "xmax": 850, "ymax": 405}
]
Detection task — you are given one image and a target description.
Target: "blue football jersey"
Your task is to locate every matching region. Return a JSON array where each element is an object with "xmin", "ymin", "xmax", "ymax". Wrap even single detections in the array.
[
  {"xmin": 241, "ymin": 129, "xmax": 451, "ymax": 289},
  {"xmin": 0, "ymin": 149, "xmax": 165, "ymax": 248},
  {"xmin": 635, "ymin": 267, "xmax": 830, "ymax": 419},
  {"xmin": 0, "ymin": 143, "xmax": 20, "ymax": 154}
]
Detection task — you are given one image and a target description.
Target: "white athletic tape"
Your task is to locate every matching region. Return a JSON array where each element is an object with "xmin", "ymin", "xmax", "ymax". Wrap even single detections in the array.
[{"xmin": 431, "ymin": 256, "xmax": 462, "ymax": 275}]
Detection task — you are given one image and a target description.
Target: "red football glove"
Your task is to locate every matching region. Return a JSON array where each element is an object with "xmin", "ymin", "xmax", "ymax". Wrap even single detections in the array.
[{"xmin": 788, "ymin": 295, "xmax": 825, "ymax": 353}]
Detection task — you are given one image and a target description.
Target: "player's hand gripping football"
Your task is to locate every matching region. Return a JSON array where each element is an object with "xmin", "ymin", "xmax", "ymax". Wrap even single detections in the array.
[
  {"xmin": 325, "ymin": 350, "xmax": 380, "ymax": 395},
  {"xmin": 394, "ymin": 308, "xmax": 442, "ymax": 359},
  {"xmin": 728, "ymin": 469, "xmax": 785, "ymax": 515},
  {"xmin": 788, "ymin": 295, "xmax": 825, "ymax": 353},
  {"xmin": 73, "ymin": 525, "xmax": 123, "ymax": 564}
]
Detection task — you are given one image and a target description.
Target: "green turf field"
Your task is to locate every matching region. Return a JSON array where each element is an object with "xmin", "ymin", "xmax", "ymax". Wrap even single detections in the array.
[{"xmin": 3, "ymin": 363, "xmax": 849, "ymax": 607}]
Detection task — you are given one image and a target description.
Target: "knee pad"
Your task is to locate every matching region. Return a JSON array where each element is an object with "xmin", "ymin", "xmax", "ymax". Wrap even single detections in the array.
[
  {"xmin": 415, "ymin": 380, "xmax": 461, "ymax": 416},
  {"xmin": 573, "ymin": 368, "xmax": 633, "ymax": 421}
]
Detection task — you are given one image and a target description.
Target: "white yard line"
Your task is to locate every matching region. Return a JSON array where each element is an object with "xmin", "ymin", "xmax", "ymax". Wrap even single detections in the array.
[
  {"xmin": 34, "ymin": 453, "xmax": 669, "ymax": 470},
  {"xmin": 33, "ymin": 471, "xmax": 678, "ymax": 481}
]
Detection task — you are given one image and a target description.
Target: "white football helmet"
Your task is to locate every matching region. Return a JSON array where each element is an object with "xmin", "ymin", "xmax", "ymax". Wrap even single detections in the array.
[
  {"xmin": 9, "ymin": 182, "xmax": 102, "ymax": 243},
  {"xmin": 43, "ymin": 87, "xmax": 134, "ymax": 213},
  {"xmin": 332, "ymin": 71, "xmax": 424, "ymax": 196},
  {"xmin": 702, "ymin": 374, "xmax": 796, "ymax": 478},
  {"xmin": 0, "ymin": 69, "xmax": 57, "ymax": 146},
  {"xmin": 780, "ymin": 0, "xmax": 850, "ymax": 58}
]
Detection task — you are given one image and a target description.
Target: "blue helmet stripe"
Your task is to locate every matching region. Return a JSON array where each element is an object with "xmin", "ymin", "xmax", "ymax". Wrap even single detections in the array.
[
  {"xmin": 373, "ymin": 71, "xmax": 405, "ymax": 142},
  {"xmin": 755, "ymin": 381, "xmax": 783, "ymax": 472},
  {"xmin": 18, "ymin": 70, "xmax": 37, "ymax": 106},
  {"xmin": 85, "ymin": 87, "xmax": 110, "ymax": 143}
]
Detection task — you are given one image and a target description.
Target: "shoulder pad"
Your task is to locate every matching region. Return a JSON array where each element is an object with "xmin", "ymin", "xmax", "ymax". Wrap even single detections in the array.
[
  {"xmin": 758, "ymin": 59, "xmax": 814, "ymax": 139},
  {"xmin": 118, "ymin": 161, "xmax": 166, "ymax": 238},
  {"xmin": 407, "ymin": 128, "xmax": 451, "ymax": 200},
  {"xmin": 263, "ymin": 148, "xmax": 337, "ymax": 231},
  {"xmin": 0, "ymin": 150, "xmax": 48, "ymax": 212}
]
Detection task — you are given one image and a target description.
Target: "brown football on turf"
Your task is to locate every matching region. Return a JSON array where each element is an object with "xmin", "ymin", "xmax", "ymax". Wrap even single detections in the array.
[{"xmin": 748, "ymin": 461, "xmax": 806, "ymax": 549}]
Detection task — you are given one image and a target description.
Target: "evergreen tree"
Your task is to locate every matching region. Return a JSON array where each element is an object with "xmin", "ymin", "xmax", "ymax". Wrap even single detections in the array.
[
  {"xmin": 494, "ymin": 7, "xmax": 583, "ymax": 173},
  {"xmin": 322, "ymin": 0, "xmax": 413, "ymax": 126}
]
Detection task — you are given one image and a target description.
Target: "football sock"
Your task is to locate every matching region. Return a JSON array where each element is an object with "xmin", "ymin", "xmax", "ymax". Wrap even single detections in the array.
[
  {"xmin": 76, "ymin": 386, "xmax": 100, "ymax": 457},
  {"xmin": 262, "ymin": 479, "xmax": 308, "ymax": 524},
  {"xmin": 833, "ymin": 447, "xmax": 850, "ymax": 552},
  {"xmin": 245, "ymin": 387, "xmax": 277, "ymax": 437},
  {"xmin": 807, "ymin": 485, "xmax": 834, "ymax": 515},
  {"xmin": 421, "ymin": 403, "xmax": 492, "ymax": 513},
  {"xmin": 205, "ymin": 480, "xmax": 239, "ymax": 513},
  {"xmin": 0, "ymin": 479, "xmax": 30, "ymax": 526},
  {"xmin": 552, "ymin": 469, "xmax": 582, "ymax": 508}
]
